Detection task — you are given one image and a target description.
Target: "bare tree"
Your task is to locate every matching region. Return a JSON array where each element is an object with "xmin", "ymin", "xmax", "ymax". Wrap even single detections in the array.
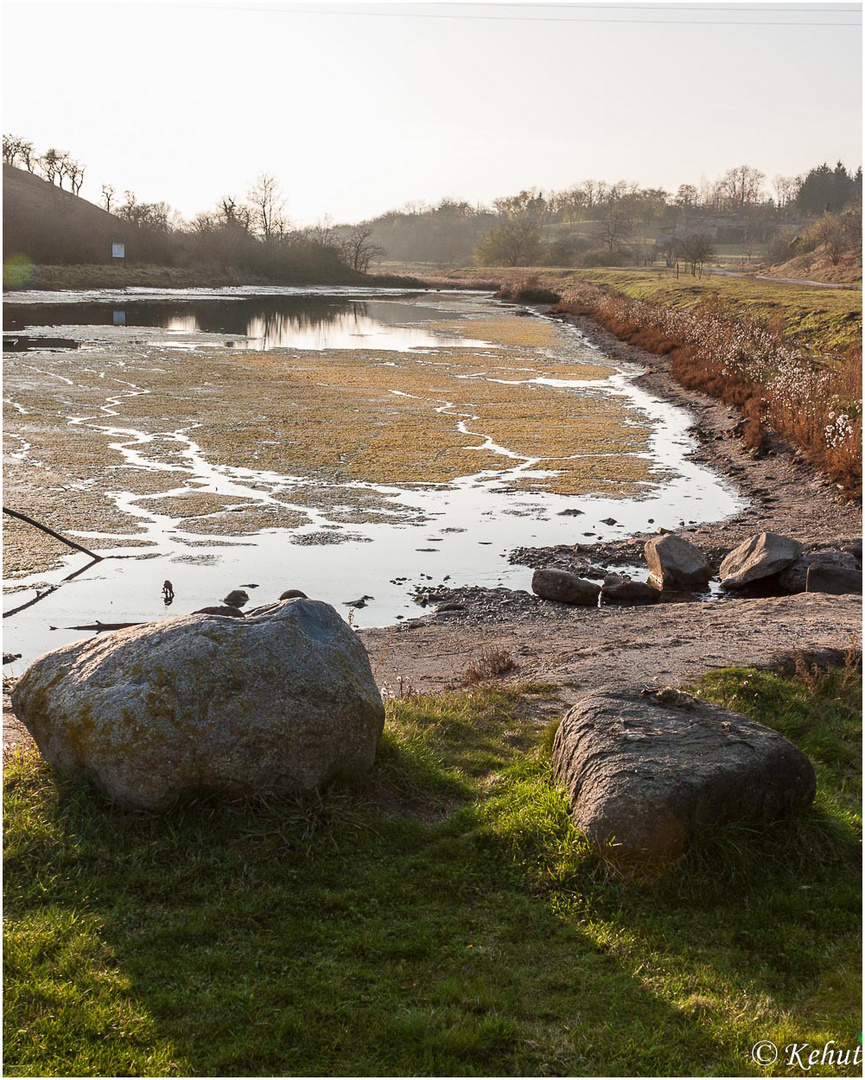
[
  {"xmin": 19, "ymin": 139, "xmax": 35, "ymax": 171},
  {"xmin": 675, "ymin": 184, "xmax": 699, "ymax": 210},
  {"xmin": 339, "ymin": 223, "xmax": 385, "ymax": 272},
  {"xmin": 3, "ymin": 133, "xmax": 24, "ymax": 166},
  {"xmin": 248, "ymin": 172, "xmax": 287, "ymax": 241},
  {"xmin": 596, "ymin": 185, "xmax": 637, "ymax": 253},
  {"xmin": 218, "ymin": 195, "xmax": 253, "ymax": 232},
  {"xmin": 813, "ymin": 212, "xmax": 850, "ymax": 265},
  {"xmin": 305, "ymin": 215, "xmax": 336, "ymax": 247},
  {"xmin": 40, "ymin": 148, "xmax": 62, "ymax": 185},
  {"xmin": 658, "ymin": 236, "xmax": 679, "ymax": 268},
  {"xmin": 720, "ymin": 165, "xmax": 766, "ymax": 211},
  {"xmin": 772, "ymin": 174, "xmax": 800, "ymax": 210},
  {"xmin": 679, "ymin": 233, "xmax": 715, "ymax": 275},
  {"xmin": 69, "ymin": 159, "xmax": 85, "ymax": 195},
  {"xmin": 101, "ymin": 184, "xmax": 116, "ymax": 213},
  {"xmin": 579, "ymin": 179, "xmax": 609, "ymax": 210}
]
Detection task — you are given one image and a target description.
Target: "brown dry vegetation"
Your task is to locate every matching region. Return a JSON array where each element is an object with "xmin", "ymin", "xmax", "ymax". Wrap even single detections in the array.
[{"xmin": 555, "ymin": 282, "xmax": 863, "ymax": 494}]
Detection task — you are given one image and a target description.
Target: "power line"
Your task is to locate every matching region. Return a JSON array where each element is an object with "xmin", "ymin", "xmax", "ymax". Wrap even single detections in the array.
[
  {"xmin": 489, "ymin": 2, "xmax": 860, "ymax": 8},
  {"xmin": 226, "ymin": 5, "xmax": 862, "ymax": 24}
]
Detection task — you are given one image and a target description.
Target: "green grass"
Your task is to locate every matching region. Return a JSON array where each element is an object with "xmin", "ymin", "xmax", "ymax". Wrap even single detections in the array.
[
  {"xmin": 434, "ymin": 265, "xmax": 862, "ymax": 356},
  {"xmin": 566, "ymin": 268, "xmax": 862, "ymax": 356},
  {"xmin": 4, "ymin": 670, "xmax": 861, "ymax": 1076}
]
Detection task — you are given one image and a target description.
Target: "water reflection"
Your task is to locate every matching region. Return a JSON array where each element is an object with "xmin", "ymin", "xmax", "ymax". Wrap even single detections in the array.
[{"xmin": 3, "ymin": 296, "xmax": 486, "ymax": 352}]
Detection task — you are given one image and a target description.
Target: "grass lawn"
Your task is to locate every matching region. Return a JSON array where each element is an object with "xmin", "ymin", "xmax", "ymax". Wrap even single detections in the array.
[
  {"xmin": 431, "ymin": 265, "xmax": 862, "ymax": 357},
  {"xmin": 4, "ymin": 667, "xmax": 861, "ymax": 1077}
]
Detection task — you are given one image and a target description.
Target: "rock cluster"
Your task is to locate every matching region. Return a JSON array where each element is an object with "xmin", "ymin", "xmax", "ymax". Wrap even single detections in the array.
[{"xmin": 530, "ymin": 530, "xmax": 861, "ymax": 606}]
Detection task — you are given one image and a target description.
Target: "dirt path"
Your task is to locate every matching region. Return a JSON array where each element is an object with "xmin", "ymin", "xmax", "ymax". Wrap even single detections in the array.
[
  {"xmin": 360, "ymin": 592, "xmax": 860, "ymax": 702},
  {"xmin": 704, "ymin": 267, "xmax": 854, "ymax": 290}
]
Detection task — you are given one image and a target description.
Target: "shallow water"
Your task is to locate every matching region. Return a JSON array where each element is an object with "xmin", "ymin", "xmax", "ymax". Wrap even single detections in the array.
[
  {"xmin": 3, "ymin": 290, "xmax": 492, "ymax": 352},
  {"xmin": 3, "ymin": 289, "xmax": 744, "ymax": 667}
]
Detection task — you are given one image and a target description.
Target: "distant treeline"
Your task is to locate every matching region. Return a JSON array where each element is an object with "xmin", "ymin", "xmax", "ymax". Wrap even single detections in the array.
[
  {"xmin": 3, "ymin": 133, "xmax": 862, "ymax": 275},
  {"xmin": 366, "ymin": 162, "xmax": 862, "ymax": 269}
]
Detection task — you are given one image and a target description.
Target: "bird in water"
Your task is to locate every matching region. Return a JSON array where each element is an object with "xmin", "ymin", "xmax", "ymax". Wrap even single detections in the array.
[{"xmin": 162, "ymin": 580, "xmax": 175, "ymax": 605}]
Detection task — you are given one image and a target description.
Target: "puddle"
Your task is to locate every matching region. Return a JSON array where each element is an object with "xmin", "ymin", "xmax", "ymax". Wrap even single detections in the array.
[{"xmin": 3, "ymin": 291, "xmax": 744, "ymax": 667}]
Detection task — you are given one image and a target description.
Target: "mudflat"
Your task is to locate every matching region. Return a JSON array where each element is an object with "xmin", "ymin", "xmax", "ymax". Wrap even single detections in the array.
[{"xmin": 3, "ymin": 296, "xmax": 861, "ymax": 751}]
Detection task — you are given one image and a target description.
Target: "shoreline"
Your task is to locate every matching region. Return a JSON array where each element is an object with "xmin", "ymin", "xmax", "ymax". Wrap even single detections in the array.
[
  {"xmin": 356, "ymin": 306, "xmax": 861, "ymax": 696},
  {"xmin": 4, "ymin": 302, "xmax": 861, "ymax": 751}
]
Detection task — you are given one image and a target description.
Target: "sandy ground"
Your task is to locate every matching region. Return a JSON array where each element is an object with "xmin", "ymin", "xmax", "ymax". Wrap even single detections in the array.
[{"xmin": 4, "ymin": 306, "xmax": 861, "ymax": 752}]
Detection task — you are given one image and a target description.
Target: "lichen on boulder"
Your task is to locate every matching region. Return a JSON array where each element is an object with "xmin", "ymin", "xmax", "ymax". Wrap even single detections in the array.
[{"xmin": 12, "ymin": 599, "xmax": 385, "ymax": 810}]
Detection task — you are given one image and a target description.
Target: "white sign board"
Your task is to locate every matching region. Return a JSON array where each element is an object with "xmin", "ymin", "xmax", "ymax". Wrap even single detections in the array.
[{"xmin": 112, "ymin": 242, "xmax": 126, "ymax": 259}]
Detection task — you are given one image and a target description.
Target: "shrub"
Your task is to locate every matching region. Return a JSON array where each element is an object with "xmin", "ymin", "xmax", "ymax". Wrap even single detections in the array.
[{"xmin": 555, "ymin": 282, "xmax": 862, "ymax": 493}]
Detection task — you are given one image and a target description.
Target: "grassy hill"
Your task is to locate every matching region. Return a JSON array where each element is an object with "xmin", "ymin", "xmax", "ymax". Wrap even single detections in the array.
[{"xmin": 3, "ymin": 163, "xmax": 130, "ymax": 268}]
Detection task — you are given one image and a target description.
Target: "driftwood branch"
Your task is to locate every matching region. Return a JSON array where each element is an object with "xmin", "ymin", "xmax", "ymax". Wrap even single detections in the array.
[
  {"xmin": 2, "ymin": 557, "xmax": 102, "ymax": 619},
  {"xmin": 3, "ymin": 507, "xmax": 103, "ymax": 562}
]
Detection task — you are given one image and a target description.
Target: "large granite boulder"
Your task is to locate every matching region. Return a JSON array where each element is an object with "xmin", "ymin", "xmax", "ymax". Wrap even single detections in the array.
[
  {"xmin": 532, "ymin": 569, "xmax": 600, "ymax": 606},
  {"xmin": 778, "ymin": 551, "xmax": 859, "ymax": 594},
  {"xmin": 644, "ymin": 534, "xmax": 712, "ymax": 591},
  {"xmin": 552, "ymin": 688, "xmax": 815, "ymax": 875},
  {"xmin": 12, "ymin": 599, "xmax": 385, "ymax": 810},
  {"xmin": 719, "ymin": 532, "xmax": 803, "ymax": 588}
]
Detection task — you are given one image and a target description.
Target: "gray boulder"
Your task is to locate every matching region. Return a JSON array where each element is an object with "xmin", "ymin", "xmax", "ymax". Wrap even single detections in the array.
[
  {"xmin": 778, "ymin": 551, "xmax": 859, "ymax": 594},
  {"xmin": 12, "ymin": 599, "xmax": 385, "ymax": 811},
  {"xmin": 600, "ymin": 580, "xmax": 660, "ymax": 605},
  {"xmin": 644, "ymin": 534, "xmax": 713, "ymax": 591},
  {"xmin": 531, "ymin": 569, "xmax": 600, "ymax": 606},
  {"xmin": 806, "ymin": 563, "xmax": 862, "ymax": 595},
  {"xmin": 719, "ymin": 532, "xmax": 803, "ymax": 588},
  {"xmin": 193, "ymin": 605, "xmax": 245, "ymax": 618},
  {"xmin": 552, "ymin": 688, "xmax": 815, "ymax": 875}
]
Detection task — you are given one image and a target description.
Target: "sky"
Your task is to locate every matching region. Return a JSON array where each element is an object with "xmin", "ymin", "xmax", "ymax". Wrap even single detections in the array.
[{"xmin": 2, "ymin": 1, "xmax": 862, "ymax": 226}]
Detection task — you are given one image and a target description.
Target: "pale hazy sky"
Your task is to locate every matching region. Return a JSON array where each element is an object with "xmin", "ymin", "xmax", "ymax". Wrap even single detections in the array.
[{"xmin": 2, "ymin": 1, "xmax": 862, "ymax": 225}]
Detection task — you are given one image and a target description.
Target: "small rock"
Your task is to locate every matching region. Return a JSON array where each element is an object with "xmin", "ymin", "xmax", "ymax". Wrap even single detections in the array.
[
  {"xmin": 719, "ymin": 533, "xmax": 803, "ymax": 589},
  {"xmin": 806, "ymin": 564, "xmax": 862, "ymax": 595},
  {"xmin": 279, "ymin": 589, "xmax": 308, "ymax": 601},
  {"xmin": 223, "ymin": 589, "xmax": 250, "ymax": 608},
  {"xmin": 531, "ymin": 569, "xmax": 600, "ymax": 606},
  {"xmin": 3, "ymin": 652, "xmax": 22, "ymax": 665},
  {"xmin": 601, "ymin": 580, "xmax": 661, "ymax": 605},
  {"xmin": 778, "ymin": 552, "xmax": 859, "ymax": 594},
  {"xmin": 193, "ymin": 606, "xmax": 245, "ymax": 619},
  {"xmin": 601, "ymin": 517, "xmax": 618, "ymax": 526},
  {"xmin": 558, "ymin": 508, "xmax": 584, "ymax": 517},
  {"xmin": 645, "ymin": 534, "xmax": 712, "ymax": 592}
]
